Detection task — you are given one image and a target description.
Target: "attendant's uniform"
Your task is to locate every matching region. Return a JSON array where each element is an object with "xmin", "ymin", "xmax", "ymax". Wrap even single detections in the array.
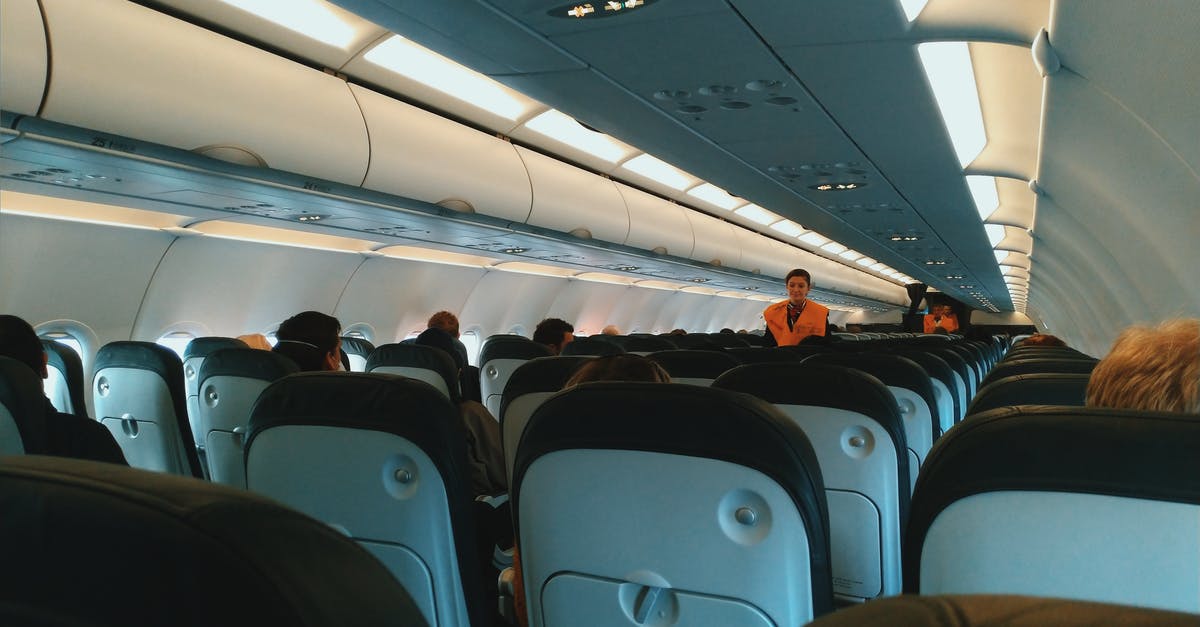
[
  {"xmin": 763, "ymin": 299, "xmax": 830, "ymax": 346},
  {"xmin": 923, "ymin": 313, "xmax": 959, "ymax": 334}
]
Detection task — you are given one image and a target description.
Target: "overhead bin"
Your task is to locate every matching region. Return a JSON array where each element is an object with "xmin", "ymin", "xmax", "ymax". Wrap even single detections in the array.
[
  {"xmin": 353, "ymin": 84, "xmax": 532, "ymax": 222},
  {"xmin": 734, "ymin": 228, "xmax": 799, "ymax": 278},
  {"xmin": 36, "ymin": 0, "xmax": 369, "ymax": 185},
  {"xmin": 687, "ymin": 211, "xmax": 743, "ymax": 270},
  {"xmin": 617, "ymin": 183, "xmax": 695, "ymax": 259},
  {"xmin": 0, "ymin": 0, "xmax": 47, "ymax": 116},
  {"xmin": 515, "ymin": 146, "xmax": 628, "ymax": 243}
]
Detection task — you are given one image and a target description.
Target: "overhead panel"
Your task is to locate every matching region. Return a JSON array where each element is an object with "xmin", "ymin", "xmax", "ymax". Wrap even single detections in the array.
[
  {"xmin": 38, "ymin": 0, "xmax": 369, "ymax": 186},
  {"xmin": 616, "ymin": 183, "xmax": 695, "ymax": 259},
  {"xmin": 0, "ymin": 0, "xmax": 47, "ymax": 116},
  {"xmin": 516, "ymin": 146, "xmax": 629, "ymax": 244}
]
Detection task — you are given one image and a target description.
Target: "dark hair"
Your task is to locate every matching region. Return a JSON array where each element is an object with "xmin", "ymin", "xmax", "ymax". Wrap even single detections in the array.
[
  {"xmin": 785, "ymin": 268, "xmax": 812, "ymax": 286},
  {"xmin": 564, "ymin": 354, "xmax": 671, "ymax": 387},
  {"xmin": 1019, "ymin": 333, "xmax": 1066, "ymax": 347},
  {"xmin": 427, "ymin": 311, "xmax": 460, "ymax": 338},
  {"xmin": 533, "ymin": 318, "xmax": 574, "ymax": 348},
  {"xmin": 414, "ymin": 327, "xmax": 465, "ymax": 371},
  {"xmin": 271, "ymin": 341, "xmax": 330, "ymax": 372},
  {"xmin": 0, "ymin": 314, "xmax": 45, "ymax": 374},
  {"xmin": 276, "ymin": 311, "xmax": 340, "ymax": 354}
]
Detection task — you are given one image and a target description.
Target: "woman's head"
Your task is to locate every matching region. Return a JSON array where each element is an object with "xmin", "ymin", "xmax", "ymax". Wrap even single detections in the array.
[
  {"xmin": 564, "ymin": 354, "xmax": 671, "ymax": 387},
  {"xmin": 1086, "ymin": 318, "xmax": 1199, "ymax": 413},
  {"xmin": 785, "ymin": 269, "xmax": 812, "ymax": 306}
]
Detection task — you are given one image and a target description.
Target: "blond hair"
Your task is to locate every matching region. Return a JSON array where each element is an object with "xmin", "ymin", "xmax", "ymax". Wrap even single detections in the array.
[{"xmin": 1086, "ymin": 319, "xmax": 1200, "ymax": 413}]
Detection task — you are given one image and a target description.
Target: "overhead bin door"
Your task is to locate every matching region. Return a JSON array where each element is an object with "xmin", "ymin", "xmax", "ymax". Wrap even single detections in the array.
[
  {"xmin": 0, "ymin": 0, "xmax": 47, "ymax": 116},
  {"xmin": 516, "ymin": 146, "xmax": 629, "ymax": 243},
  {"xmin": 617, "ymin": 183, "xmax": 695, "ymax": 259}
]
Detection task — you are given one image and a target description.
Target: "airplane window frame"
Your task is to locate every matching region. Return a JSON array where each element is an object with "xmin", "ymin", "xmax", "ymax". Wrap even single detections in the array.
[{"xmin": 460, "ymin": 327, "xmax": 482, "ymax": 366}]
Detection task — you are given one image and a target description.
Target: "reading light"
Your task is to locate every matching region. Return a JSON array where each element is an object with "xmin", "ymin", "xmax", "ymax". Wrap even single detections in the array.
[
  {"xmin": 687, "ymin": 183, "xmax": 743, "ymax": 210},
  {"xmin": 620, "ymin": 154, "xmax": 694, "ymax": 190},
  {"xmin": 810, "ymin": 182, "xmax": 866, "ymax": 191},
  {"xmin": 890, "ymin": 234, "xmax": 922, "ymax": 242},
  {"xmin": 219, "ymin": 0, "xmax": 358, "ymax": 48},
  {"xmin": 502, "ymin": 247, "xmax": 528, "ymax": 254},
  {"xmin": 734, "ymin": 203, "xmax": 779, "ymax": 225},
  {"xmin": 770, "ymin": 220, "xmax": 806, "ymax": 237},
  {"xmin": 364, "ymin": 35, "xmax": 532, "ymax": 121},
  {"xmin": 523, "ymin": 109, "xmax": 631, "ymax": 163},
  {"xmin": 967, "ymin": 175, "xmax": 999, "ymax": 220},
  {"xmin": 918, "ymin": 42, "xmax": 986, "ymax": 167}
]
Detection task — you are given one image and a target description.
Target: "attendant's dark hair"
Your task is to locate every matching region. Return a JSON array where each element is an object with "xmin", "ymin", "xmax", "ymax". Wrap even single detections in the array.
[{"xmin": 785, "ymin": 268, "xmax": 812, "ymax": 285}]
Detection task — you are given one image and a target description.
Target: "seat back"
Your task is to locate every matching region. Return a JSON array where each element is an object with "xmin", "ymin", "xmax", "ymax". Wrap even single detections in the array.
[
  {"xmin": 715, "ymin": 363, "xmax": 909, "ymax": 602},
  {"xmin": 726, "ymin": 346, "xmax": 802, "ymax": 364},
  {"xmin": 647, "ymin": 349, "xmax": 741, "ymax": 386},
  {"xmin": 497, "ymin": 355, "xmax": 591, "ymax": 481},
  {"xmin": 927, "ymin": 347, "xmax": 973, "ymax": 410},
  {"xmin": 182, "ymin": 337, "xmax": 249, "ymax": 459},
  {"xmin": 703, "ymin": 333, "xmax": 751, "ymax": 348},
  {"xmin": 41, "ymin": 339, "xmax": 86, "ymax": 417},
  {"xmin": 0, "ymin": 356, "xmax": 46, "ymax": 455},
  {"xmin": 803, "ymin": 352, "xmax": 939, "ymax": 484},
  {"xmin": 0, "ymin": 455, "xmax": 428, "ymax": 627},
  {"xmin": 620, "ymin": 335, "xmax": 676, "ymax": 354},
  {"xmin": 965, "ymin": 373, "xmax": 1091, "ymax": 416},
  {"xmin": 560, "ymin": 337, "xmax": 624, "ymax": 357},
  {"xmin": 366, "ymin": 343, "xmax": 461, "ymax": 401},
  {"xmin": 479, "ymin": 335, "xmax": 553, "ymax": 416},
  {"xmin": 245, "ymin": 372, "xmax": 486, "ymax": 627},
  {"xmin": 979, "ymin": 357, "xmax": 1098, "ymax": 389},
  {"xmin": 339, "ymin": 336, "xmax": 376, "ymax": 371},
  {"xmin": 803, "ymin": 594, "xmax": 1200, "ymax": 626},
  {"xmin": 906, "ymin": 406, "xmax": 1200, "ymax": 612},
  {"xmin": 513, "ymin": 382, "xmax": 833, "ymax": 625},
  {"xmin": 197, "ymin": 348, "xmax": 299, "ymax": 488},
  {"xmin": 92, "ymin": 341, "xmax": 200, "ymax": 477},
  {"xmin": 891, "ymin": 349, "xmax": 960, "ymax": 431}
]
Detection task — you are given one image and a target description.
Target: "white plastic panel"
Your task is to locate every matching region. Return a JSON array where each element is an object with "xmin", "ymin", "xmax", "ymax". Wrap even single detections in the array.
[
  {"xmin": 354, "ymin": 84, "xmax": 533, "ymax": 222},
  {"xmin": 735, "ymin": 229, "xmax": 797, "ymax": 278},
  {"xmin": 0, "ymin": 0, "xmax": 47, "ymax": 116},
  {"xmin": 617, "ymin": 183, "xmax": 694, "ymax": 258},
  {"xmin": 38, "ymin": 0, "xmax": 369, "ymax": 184},
  {"xmin": 516, "ymin": 146, "xmax": 629, "ymax": 243},
  {"xmin": 687, "ymin": 212, "xmax": 742, "ymax": 269}
]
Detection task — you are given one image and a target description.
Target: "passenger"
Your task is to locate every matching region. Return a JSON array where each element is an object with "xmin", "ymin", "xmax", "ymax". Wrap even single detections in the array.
[
  {"xmin": 719, "ymin": 327, "xmax": 735, "ymax": 334},
  {"xmin": 413, "ymin": 327, "xmax": 506, "ymax": 497},
  {"xmin": 1018, "ymin": 333, "xmax": 1067, "ymax": 347},
  {"xmin": 1086, "ymin": 318, "xmax": 1200, "ymax": 413},
  {"xmin": 271, "ymin": 311, "xmax": 342, "ymax": 372},
  {"xmin": 236, "ymin": 333, "xmax": 272, "ymax": 351},
  {"xmin": 532, "ymin": 317, "xmax": 575, "ymax": 355},
  {"xmin": 668, "ymin": 328, "xmax": 688, "ymax": 335},
  {"xmin": 762, "ymin": 268, "xmax": 830, "ymax": 346},
  {"xmin": 0, "ymin": 314, "xmax": 127, "ymax": 465},
  {"xmin": 427, "ymin": 310, "xmax": 461, "ymax": 338},
  {"xmin": 923, "ymin": 303, "xmax": 960, "ymax": 334},
  {"xmin": 600, "ymin": 324, "xmax": 621, "ymax": 336}
]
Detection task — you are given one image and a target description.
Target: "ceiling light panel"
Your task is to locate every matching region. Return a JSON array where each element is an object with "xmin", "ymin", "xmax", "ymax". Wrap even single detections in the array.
[
  {"xmin": 918, "ymin": 42, "xmax": 986, "ymax": 167},
  {"xmin": 769, "ymin": 219, "xmax": 806, "ymax": 237},
  {"xmin": 523, "ymin": 109, "xmax": 634, "ymax": 163},
  {"xmin": 218, "ymin": 0, "xmax": 358, "ymax": 48},
  {"xmin": 821, "ymin": 242, "xmax": 848, "ymax": 255},
  {"xmin": 620, "ymin": 154, "xmax": 695, "ymax": 190},
  {"xmin": 686, "ymin": 183, "xmax": 743, "ymax": 210},
  {"xmin": 733, "ymin": 203, "xmax": 779, "ymax": 225},
  {"xmin": 799, "ymin": 231, "xmax": 830, "ymax": 247},
  {"xmin": 967, "ymin": 175, "xmax": 999, "ymax": 220}
]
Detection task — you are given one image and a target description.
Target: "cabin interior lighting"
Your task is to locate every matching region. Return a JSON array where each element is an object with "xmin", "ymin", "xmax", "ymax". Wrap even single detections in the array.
[
  {"xmin": 620, "ymin": 154, "xmax": 694, "ymax": 190},
  {"xmin": 821, "ymin": 242, "xmax": 848, "ymax": 255},
  {"xmin": 502, "ymin": 247, "xmax": 528, "ymax": 254},
  {"xmin": 523, "ymin": 109, "xmax": 632, "ymax": 163},
  {"xmin": 492, "ymin": 261, "xmax": 577, "ymax": 277},
  {"xmin": 575, "ymin": 272, "xmax": 638, "ymax": 285},
  {"xmin": 869, "ymin": 262, "xmax": 886, "ymax": 271},
  {"xmin": 295, "ymin": 214, "xmax": 328, "ymax": 223},
  {"xmin": 918, "ymin": 42, "xmax": 986, "ymax": 167},
  {"xmin": 856, "ymin": 257, "xmax": 877, "ymax": 267},
  {"xmin": 810, "ymin": 182, "xmax": 866, "ymax": 191},
  {"xmin": 838, "ymin": 249, "xmax": 863, "ymax": 261},
  {"xmin": 985, "ymin": 224, "xmax": 1006, "ymax": 248},
  {"xmin": 0, "ymin": 191, "xmax": 186, "ymax": 231},
  {"xmin": 798, "ymin": 231, "xmax": 830, "ymax": 247},
  {"xmin": 734, "ymin": 204, "xmax": 779, "ymax": 225},
  {"xmin": 770, "ymin": 220, "xmax": 806, "ymax": 237},
  {"xmin": 192, "ymin": 221, "xmax": 373, "ymax": 253},
  {"xmin": 900, "ymin": 0, "xmax": 929, "ymax": 21},
  {"xmin": 635, "ymin": 279, "xmax": 684, "ymax": 291},
  {"xmin": 375, "ymin": 245, "xmax": 498, "ymax": 268},
  {"xmin": 686, "ymin": 183, "xmax": 743, "ymax": 210},
  {"xmin": 681, "ymin": 285, "xmax": 719, "ymax": 295},
  {"xmin": 966, "ymin": 175, "xmax": 999, "ymax": 220},
  {"xmin": 364, "ymin": 35, "xmax": 531, "ymax": 121},
  {"xmin": 889, "ymin": 234, "xmax": 921, "ymax": 241},
  {"xmin": 554, "ymin": 0, "xmax": 653, "ymax": 19},
  {"xmin": 218, "ymin": 0, "xmax": 358, "ymax": 48}
]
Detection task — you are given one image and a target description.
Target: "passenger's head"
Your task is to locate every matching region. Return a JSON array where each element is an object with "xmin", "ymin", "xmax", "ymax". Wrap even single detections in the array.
[
  {"xmin": 414, "ymin": 327, "xmax": 465, "ymax": 372},
  {"xmin": 236, "ymin": 333, "xmax": 273, "ymax": 351},
  {"xmin": 533, "ymin": 318, "xmax": 575, "ymax": 355},
  {"xmin": 669, "ymin": 328, "xmax": 687, "ymax": 336},
  {"xmin": 273, "ymin": 311, "xmax": 341, "ymax": 372},
  {"xmin": 601, "ymin": 325, "xmax": 621, "ymax": 336},
  {"xmin": 0, "ymin": 314, "xmax": 47, "ymax": 378},
  {"xmin": 1086, "ymin": 319, "xmax": 1200, "ymax": 413},
  {"xmin": 564, "ymin": 354, "xmax": 671, "ymax": 387},
  {"xmin": 427, "ymin": 311, "xmax": 460, "ymax": 338},
  {"xmin": 1019, "ymin": 333, "xmax": 1066, "ymax": 347},
  {"xmin": 785, "ymin": 268, "xmax": 812, "ymax": 306}
]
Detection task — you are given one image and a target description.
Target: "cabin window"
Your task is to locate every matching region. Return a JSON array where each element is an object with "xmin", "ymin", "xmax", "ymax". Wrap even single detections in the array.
[
  {"xmin": 156, "ymin": 331, "xmax": 195, "ymax": 359},
  {"xmin": 460, "ymin": 329, "xmax": 481, "ymax": 366},
  {"xmin": 403, "ymin": 331, "xmax": 421, "ymax": 341},
  {"xmin": 509, "ymin": 324, "xmax": 526, "ymax": 338},
  {"xmin": 342, "ymin": 323, "xmax": 374, "ymax": 344},
  {"xmin": 40, "ymin": 331, "xmax": 83, "ymax": 359}
]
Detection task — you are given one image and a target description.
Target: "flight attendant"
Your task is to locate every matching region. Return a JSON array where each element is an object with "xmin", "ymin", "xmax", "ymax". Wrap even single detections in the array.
[
  {"xmin": 923, "ymin": 303, "xmax": 959, "ymax": 334},
  {"xmin": 763, "ymin": 268, "xmax": 830, "ymax": 346}
]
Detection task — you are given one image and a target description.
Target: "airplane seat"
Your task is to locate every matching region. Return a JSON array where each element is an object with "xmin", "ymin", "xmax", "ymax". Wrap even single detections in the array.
[
  {"xmin": 703, "ymin": 333, "xmax": 751, "ymax": 348},
  {"xmin": 965, "ymin": 373, "xmax": 1091, "ymax": 416},
  {"xmin": 803, "ymin": 593, "xmax": 1200, "ymax": 626},
  {"xmin": 93, "ymin": 341, "xmax": 201, "ymax": 477},
  {"xmin": 497, "ymin": 355, "xmax": 592, "ymax": 482},
  {"xmin": 339, "ymin": 336, "xmax": 376, "ymax": 371},
  {"xmin": 196, "ymin": 347, "xmax": 299, "ymax": 488},
  {"xmin": 1002, "ymin": 346, "xmax": 1092, "ymax": 362},
  {"xmin": 802, "ymin": 352, "xmax": 940, "ymax": 486},
  {"xmin": 660, "ymin": 333, "xmax": 725, "ymax": 351},
  {"xmin": 367, "ymin": 343, "xmax": 461, "ymax": 402},
  {"xmin": 905, "ymin": 406, "xmax": 1200, "ymax": 613},
  {"xmin": 890, "ymin": 349, "xmax": 960, "ymax": 432},
  {"xmin": 927, "ymin": 348, "xmax": 974, "ymax": 408},
  {"xmin": 726, "ymin": 346, "xmax": 802, "ymax": 364},
  {"xmin": 0, "ymin": 356, "xmax": 46, "ymax": 455},
  {"xmin": 0, "ymin": 455, "xmax": 428, "ymax": 627},
  {"xmin": 946, "ymin": 344, "xmax": 985, "ymax": 390},
  {"xmin": 41, "ymin": 339, "xmax": 87, "ymax": 418},
  {"xmin": 182, "ymin": 336, "xmax": 248, "ymax": 476},
  {"xmin": 713, "ymin": 362, "xmax": 909, "ymax": 604},
  {"xmin": 560, "ymin": 337, "xmax": 625, "ymax": 357},
  {"xmin": 511, "ymin": 382, "xmax": 834, "ymax": 625},
  {"xmin": 479, "ymin": 335, "xmax": 554, "ymax": 417},
  {"xmin": 978, "ymin": 357, "xmax": 1098, "ymax": 390},
  {"xmin": 244, "ymin": 372, "xmax": 488, "ymax": 627},
  {"xmin": 619, "ymin": 335, "xmax": 676, "ymax": 354},
  {"xmin": 646, "ymin": 349, "xmax": 741, "ymax": 386}
]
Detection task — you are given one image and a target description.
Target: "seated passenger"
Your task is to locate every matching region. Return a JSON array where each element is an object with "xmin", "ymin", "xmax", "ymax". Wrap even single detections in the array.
[
  {"xmin": 1086, "ymin": 318, "xmax": 1199, "ymax": 413},
  {"xmin": 600, "ymin": 324, "xmax": 621, "ymax": 336},
  {"xmin": 426, "ymin": 310, "xmax": 470, "ymax": 369},
  {"xmin": 0, "ymin": 314, "xmax": 127, "ymax": 465},
  {"xmin": 1018, "ymin": 333, "xmax": 1067, "ymax": 347},
  {"xmin": 532, "ymin": 318, "xmax": 575, "ymax": 355},
  {"xmin": 271, "ymin": 311, "xmax": 342, "ymax": 372},
  {"xmin": 236, "ymin": 333, "xmax": 273, "ymax": 351}
]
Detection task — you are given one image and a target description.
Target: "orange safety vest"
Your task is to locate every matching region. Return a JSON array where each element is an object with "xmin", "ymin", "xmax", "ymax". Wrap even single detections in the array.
[
  {"xmin": 763, "ymin": 299, "xmax": 829, "ymax": 346},
  {"xmin": 923, "ymin": 313, "xmax": 959, "ymax": 333}
]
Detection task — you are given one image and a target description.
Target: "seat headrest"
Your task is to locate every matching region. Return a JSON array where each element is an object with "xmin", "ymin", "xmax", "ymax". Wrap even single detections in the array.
[
  {"xmin": 41, "ymin": 339, "xmax": 83, "ymax": 383},
  {"xmin": 966, "ymin": 373, "xmax": 1091, "ymax": 415},
  {"xmin": 620, "ymin": 335, "xmax": 677, "ymax": 353},
  {"xmin": 725, "ymin": 347, "xmax": 801, "ymax": 364},
  {"xmin": 0, "ymin": 455, "xmax": 427, "ymax": 627},
  {"xmin": 499, "ymin": 355, "xmax": 591, "ymax": 416},
  {"xmin": 198, "ymin": 347, "xmax": 299, "ymax": 382},
  {"xmin": 479, "ymin": 335, "xmax": 554, "ymax": 362},
  {"xmin": 647, "ymin": 349, "xmax": 741, "ymax": 377},
  {"xmin": 95, "ymin": 341, "xmax": 184, "ymax": 385},
  {"xmin": 339, "ymin": 336, "xmax": 376, "ymax": 357},
  {"xmin": 0, "ymin": 356, "xmax": 48, "ymax": 453},
  {"xmin": 182, "ymin": 336, "xmax": 249, "ymax": 360},
  {"xmin": 560, "ymin": 337, "xmax": 625, "ymax": 356},
  {"xmin": 366, "ymin": 343, "xmax": 460, "ymax": 400},
  {"xmin": 804, "ymin": 594, "xmax": 1200, "ymax": 626}
]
